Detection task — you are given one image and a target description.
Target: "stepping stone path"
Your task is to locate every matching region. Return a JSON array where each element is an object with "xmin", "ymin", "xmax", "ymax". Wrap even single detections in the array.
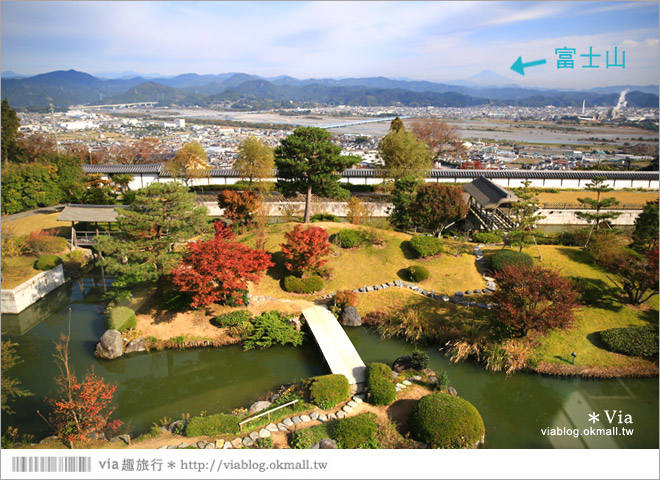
[
  {"xmin": 278, "ymin": 423, "xmax": 288, "ymax": 432},
  {"xmin": 248, "ymin": 431, "xmax": 259, "ymax": 441},
  {"xmin": 342, "ymin": 405, "xmax": 353, "ymax": 413},
  {"xmin": 291, "ymin": 416, "xmax": 302, "ymax": 424},
  {"xmin": 318, "ymin": 414, "xmax": 328, "ymax": 422},
  {"xmin": 266, "ymin": 423, "xmax": 278, "ymax": 432},
  {"xmin": 300, "ymin": 415, "xmax": 311, "ymax": 423},
  {"xmin": 283, "ymin": 418, "xmax": 294, "ymax": 427},
  {"xmin": 353, "ymin": 396, "xmax": 363, "ymax": 404},
  {"xmin": 336, "ymin": 411, "xmax": 346, "ymax": 419},
  {"xmin": 310, "ymin": 412, "xmax": 319, "ymax": 420},
  {"xmin": 402, "ymin": 380, "xmax": 412, "ymax": 386},
  {"xmin": 223, "ymin": 442, "xmax": 232, "ymax": 449},
  {"xmin": 259, "ymin": 429, "xmax": 270, "ymax": 438},
  {"xmin": 347, "ymin": 400, "xmax": 358, "ymax": 408}
]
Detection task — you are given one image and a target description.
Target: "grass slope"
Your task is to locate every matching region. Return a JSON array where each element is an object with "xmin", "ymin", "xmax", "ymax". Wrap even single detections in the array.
[
  {"xmin": 483, "ymin": 245, "xmax": 658, "ymax": 371},
  {"xmin": 242, "ymin": 222, "xmax": 485, "ymax": 300}
]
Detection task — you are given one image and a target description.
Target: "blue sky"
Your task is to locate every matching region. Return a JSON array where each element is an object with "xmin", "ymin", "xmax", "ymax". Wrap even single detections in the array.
[{"xmin": 1, "ymin": 1, "xmax": 658, "ymax": 88}]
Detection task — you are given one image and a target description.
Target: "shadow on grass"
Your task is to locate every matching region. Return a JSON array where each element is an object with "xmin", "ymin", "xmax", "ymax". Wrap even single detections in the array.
[
  {"xmin": 570, "ymin": 277, "xmax": 622, "ymax": 313},
  {"xmin": 554, "ymin": 246, "xmax": 597, "ymax": 268},
  {"xmin": 396, "ymin": 268, "xmax": 412, "ymax": 282},
  {"xmin": 639, "ymin": 308, "xmax": 660, "ymax": 325},
  {"xmin": 266, "ymin": 250, "xmax": 288, "ymax": 281},
  {"xmin": 399, "ymin": 240, "xmax": 418, "ymax": 260},
  {"xmin": 586, "ymin": 332, "xmax": 609, "ymax": 350},
  {"xmin": 553, "ymin": 355, "xmax": 573, "ymax": 364}
]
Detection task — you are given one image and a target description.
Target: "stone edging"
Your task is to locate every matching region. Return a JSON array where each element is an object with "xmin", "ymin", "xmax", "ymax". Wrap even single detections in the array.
[
  {"xmin": 248, "ymin": 244, "xmax": 499, "ymax": 310},
  {"xmin": 159, "ymin": 394, "xmax": 368, "ymax": 449}
]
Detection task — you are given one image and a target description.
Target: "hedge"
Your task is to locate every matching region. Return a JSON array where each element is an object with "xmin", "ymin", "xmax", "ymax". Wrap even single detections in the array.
[
  {"xmin": 311, "ymin": 213, "xmax": 340, "ymax": 223},
  {"xmin": 185, "ymin": 413, "xmax": 240, "ymax": 436},
  {"xmin": 336, "ymin": 229, "xmax": 363, "ymax": 248},
  {"xmin": 34, "ymin": 254, "xmax": 62, "ymax": 271},
  {"xmin": 331, "ymin": 412, "xmax": 379, "ymax": 449},
  {"xmin": 473, "ymin": 232, "xmax": 502, "ymax": 244},
  {"xmin": 309, "ymin": 374, "xmax": 350, "ymax": 409},
  {"xmin": 490, "ymin": 249, "xmax": 533, "ymax": 272},
  {"xmin": 409, "ymin": 236, "xmax": 443, "ymax": 258},
  {"xmin": 105, "ymin": 306, "xmax": 137, "ymax": 332},
  {"xmin": 404, "ymin": 265, "xmax": 430, "ymax": 282},
  {"xmin": 213, "ymin": 310, "xmax": 253, "ymax": 327},
  {"xmin": 600, "ymin": 326, "xmax": 659, "ymax": 357},
  {"xmin": 410, "ymin": 392, "xmax": 485, "ymax": 449},
  {"xmin": 366, "ymin": 362, "xmax": 397, "ymax": 406},
  {"xmin": 283, "ymin": 275, "xmax": 324, "ymax": 294}
]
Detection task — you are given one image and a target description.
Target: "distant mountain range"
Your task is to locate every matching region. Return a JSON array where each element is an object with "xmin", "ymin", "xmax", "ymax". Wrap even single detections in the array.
[{"xmin": 1, "ymin": 69, "xmax": 658, "ymax": 110}]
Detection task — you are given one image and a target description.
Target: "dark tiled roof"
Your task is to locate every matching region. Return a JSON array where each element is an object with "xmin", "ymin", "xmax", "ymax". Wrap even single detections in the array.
[
  {"xmin": 463, "ymin": 177, "xmax": 518, "ymax": 209},
  {"xmin": 83, "ymin": 163, "xmax": 163, "ymax": 174},
  {"xmin": 341, "ymin": 169, "xmax": 659, "ymax": 180},
  {"xmin": 57, "ymin": 204, "xmax": 128, "ymax": 222}
]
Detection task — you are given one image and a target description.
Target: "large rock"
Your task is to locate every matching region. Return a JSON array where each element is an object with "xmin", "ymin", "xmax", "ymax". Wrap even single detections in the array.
[
  {"xmin": 339, "ymin": 306, "xmax": 362, "ymax": 327},
  {"xmin": 124, "ymin": 338, "xmax": 146, "ymax": 354},
  {"xmin": 392, "ymin": 355, "xmax": 413, "ymax": 373},
  {"xmin": 319, "ymin": 438, "xmax": 338, "ymax": 449},
  {"xmin": 289, "ymin": 317, "xmax": 302, "ymax": 331},
  {"xmin": 248, "ymin": 401, "xmax": 272, "ymax": 414},
  {"xmin": 94, "ymin": 330, "xmax": 123, "ymax": 359}
]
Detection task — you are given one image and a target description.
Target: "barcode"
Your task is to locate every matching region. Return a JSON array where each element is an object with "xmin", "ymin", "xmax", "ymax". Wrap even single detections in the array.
[{"xmin": 11, "ymin": 456, "xmax": 91, "ymax": 473}]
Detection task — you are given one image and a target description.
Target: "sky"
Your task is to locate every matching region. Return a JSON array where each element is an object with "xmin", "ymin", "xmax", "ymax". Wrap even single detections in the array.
[{"xmin": 1, "ymin": 1, "xmax": 659, "ymax": 89}]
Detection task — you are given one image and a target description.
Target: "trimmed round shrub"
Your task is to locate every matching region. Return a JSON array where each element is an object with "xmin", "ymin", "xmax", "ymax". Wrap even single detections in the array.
[
  {"xmin": 473, "ymin": 232, "xmax": 502, "ymax": 244},
  {"xmin": 213, "ymin": 310, "xmax": 253, "ymax": 327},
  {"xmin": 185, "ymin": 413, "xmax": 240, "ymax": 436},
  {"xmin": 311, "ymin": 213, "xmax": 340, "ymax": 223},
  {"xmin": 490, "ymin": 249, "xmax": 533, "ymax": 272},
  {"xmin": 366, "ymin": 362, "xmax": 396, "ymax": 406},
  {"xmin": 331, "ymin": 412, "xmax": 379, "ymax": 449},
  {"xmin": 404, "ymin": 265, "xmax": 430, "ymax": 282},
  {"xmin": 410, "ymin": 392, "xmax": 485, "ymax": 449},
  {"xmin": 600, "ymin": 326, "xmax": 659, "ymax": 357},
  {"xmin": 105, "ymin": 306, "xmax": 137, "ymax": 332},
  {"xmin": 334, "ymin": 290, "xmax": 358, "ymax": 308},
  {"xmin": 283, "ymin": 275, "xmax": 324, "ymax": 294},
  {"xmin": 409, "ymin": 235, "xmax": 443, "ymax": 258},
  {"xmin": 309, "ymin": 374, "xmax": 350, "ymax": 409},
  {"xmin": 34, "ymin": 254, "xmax": 62, "ymax": 271},
  {"xmin": 336, "ymin": 229, "xmax": 363, "ymax": 248}
]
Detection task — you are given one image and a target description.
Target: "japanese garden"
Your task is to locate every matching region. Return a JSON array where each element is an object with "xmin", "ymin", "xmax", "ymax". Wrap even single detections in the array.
[{"xmin": 1, "ymin": 108, "xmax": 658, "ymax": 450}]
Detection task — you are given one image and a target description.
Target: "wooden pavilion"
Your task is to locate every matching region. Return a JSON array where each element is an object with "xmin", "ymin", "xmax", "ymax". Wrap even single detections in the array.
[{"xmin": 57, "ymin": 204, "xmax": 127, "ymax": 247}]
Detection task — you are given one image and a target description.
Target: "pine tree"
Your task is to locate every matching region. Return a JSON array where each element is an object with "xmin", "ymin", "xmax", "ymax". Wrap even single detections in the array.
[
  {"xmin": 96, "ymin": 182, "xmax": 210, "ymax": 298},
  {"xmin": 576, "ymin": 177, "xmax": 621, "ymax": 246},
  {"xmin": 275, "ymin": 127, "xmax": 359, "ymax": 223},
  {"xmin": 509, "ymin": 181, "xmax": 545, "ymax": 252}
]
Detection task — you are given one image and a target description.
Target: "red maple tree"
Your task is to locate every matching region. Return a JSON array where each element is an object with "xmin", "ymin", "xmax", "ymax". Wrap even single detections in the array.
[
  {"xmin": 172, "ymin": 221, "xmax": 273, "ymax": 307},
  {"xmin": 493, "ymin": 264, "xmax": 579, "ymax": 335},
  {"xmin": 280, "ymin": 224, "xmax": 331, "ymax": 276},
  {"xmin": 39, "ymin": 332, "xmax": 121, "ymax": 448}
]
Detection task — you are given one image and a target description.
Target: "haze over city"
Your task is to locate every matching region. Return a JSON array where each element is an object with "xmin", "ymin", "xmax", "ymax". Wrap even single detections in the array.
[{"xmin": 1, "ymin": 0, "xmax": 659, "ymax": 89}]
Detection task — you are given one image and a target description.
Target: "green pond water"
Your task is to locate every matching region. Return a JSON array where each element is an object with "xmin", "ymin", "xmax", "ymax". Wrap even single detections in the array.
[{"xmin": 2, "ymin": 275, "xmax": 658, "ymax": 449}]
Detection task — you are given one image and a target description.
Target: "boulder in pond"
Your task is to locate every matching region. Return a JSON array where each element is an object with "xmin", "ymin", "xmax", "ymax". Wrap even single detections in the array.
[
  {"xmin": 248, "ymin": 401, "xmax": 272, "ymax": 414},
  {"xmin": 124, "ymin": 338, "xmax": 146, "ymax": 354},
  {"xmin": 339, "ymin": 306, "xmax": 361, "ymax": 327},
  {"xmin": 448, "ymin": 386, "xmax": 458, "ymax": 397},
  {"xmin": 392, "ymin": 355, "xmax": 413, "ymax": 373},
  {"xmin": 94, "ymin": 330, "xmax": 123, "ymax": 359}
]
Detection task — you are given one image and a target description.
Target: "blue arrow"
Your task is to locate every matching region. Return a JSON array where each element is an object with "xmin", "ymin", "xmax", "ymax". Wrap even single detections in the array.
[{"xmin": 510, "ymin": 56, "xmax": 547, "ymax": 76}]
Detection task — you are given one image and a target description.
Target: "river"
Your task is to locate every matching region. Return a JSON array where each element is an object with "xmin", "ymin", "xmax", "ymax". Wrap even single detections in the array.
[{"xmin": 1, "ymin": 275, "xmax": 657, "ymax": 449}]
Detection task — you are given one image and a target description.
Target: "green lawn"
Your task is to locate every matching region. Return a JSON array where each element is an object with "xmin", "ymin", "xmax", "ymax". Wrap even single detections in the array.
[
  {"xmin": 482, "ymin": 244, "xmax": 659, "ymax": 370},
  {"xmin": 242, "ymin": 222, "xmax": 485, "ymax": 300},
  {"xmin": 1, "ymin": 255, "xmax": 42, "ymax": 289}
]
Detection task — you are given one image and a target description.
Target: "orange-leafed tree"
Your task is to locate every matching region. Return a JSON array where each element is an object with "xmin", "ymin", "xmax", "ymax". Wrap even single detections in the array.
[
  {"xmin": 171, "ymin": 221, "xmax": 273, "ymax": 307},
  {"xmin": 281, "ymin": 225, "xmax": 331, "ymax": 277},
  {"xmin": 38, "ymin": 328, "xmax": 121, "ymax": 448},
  {"xmin": 217, "ymin": 190, "xmax": 261, "ymax": 231}
]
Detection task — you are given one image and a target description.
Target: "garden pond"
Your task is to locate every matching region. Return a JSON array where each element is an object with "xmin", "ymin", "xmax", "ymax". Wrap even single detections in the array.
[{"xmin": 1, "ymin": 273, "xmax": 658, "ymax": 448}]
